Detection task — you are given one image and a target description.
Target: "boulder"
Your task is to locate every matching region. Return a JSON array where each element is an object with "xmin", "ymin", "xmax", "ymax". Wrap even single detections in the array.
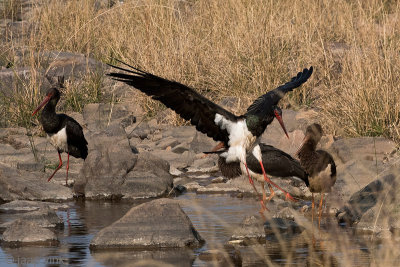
[
  {"xmin": 331, "ymin": 137, "xmax": 396, "ymax": 164},
  {"xmin": 78, "ymin": 125, "xmax": 173, "ymax": 199},
  {"xmin": 90, "ymin": 198, "xmax": 204, "ymax": 249},
  {"xmin": 1, "ymin": 219, "xmax": 58, "ymax": 245}
]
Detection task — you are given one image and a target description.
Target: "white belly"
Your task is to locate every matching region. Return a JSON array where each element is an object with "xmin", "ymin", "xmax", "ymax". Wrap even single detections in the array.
[
  {"xmin": 214, "ymin": 114, "xmax": 255, "ymax": 163},
  {"xmin": 47, "ymin": 127, "xmax": 68, "ymax": 152}
]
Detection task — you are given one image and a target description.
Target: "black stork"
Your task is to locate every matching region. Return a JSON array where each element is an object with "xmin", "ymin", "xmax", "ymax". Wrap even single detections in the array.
[
  {"xmin": 296, "ymin": 123, "xmax": 336, "ymax": 229},
  {"xmin": 32, "ymin": 78, "xmax": 88, "ymax": 186},
  {"xmin": 214, "ymin": 143, "xmax": 309, "ymax": 211},
  {"xmin": 107, "ymin": 59, "xmax": 313, "ymax": 211}
]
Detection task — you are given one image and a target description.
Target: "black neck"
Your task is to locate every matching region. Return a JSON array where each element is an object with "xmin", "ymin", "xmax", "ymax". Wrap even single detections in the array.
[{"xmin": 40, "ymin": 101, "xmax": 60, "ymax": 134}]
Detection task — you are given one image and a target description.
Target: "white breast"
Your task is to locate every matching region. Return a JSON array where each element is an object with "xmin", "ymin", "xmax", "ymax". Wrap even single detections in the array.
[
  {"xmin": 214, "ymin": 114, "xmax": 255, "ymax": 163},
  {"xmin": 47, "ymin": 127, "xmax": 68, "ymax": 153}
]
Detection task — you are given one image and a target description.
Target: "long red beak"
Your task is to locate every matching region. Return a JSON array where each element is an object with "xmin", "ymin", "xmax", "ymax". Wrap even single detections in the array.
[
  {"xmin": 32, "ymin": 94, "xmax": 52, "ymax": 116},
  {"xmin": 274, "ymin": 110, "xmax": 289, "ymax": 139}
]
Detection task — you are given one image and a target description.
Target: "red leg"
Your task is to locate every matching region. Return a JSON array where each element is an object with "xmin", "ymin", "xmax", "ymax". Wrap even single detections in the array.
[
  {"xmin": 258, "ymin": 160, "xmax": 297, "ymax": 202},
  {"xmin": 312, "ymin": 193, "xmax": 316, "ymax": 246},
  {"xmin": 244, "ymin": 163, "xmax": 268, "ymax": 212},
  {"xmin": 65, "ymin": 153, "xmax": 70, "ymax": 186},
  {"xmin": 48, "ymin": 152, "xmax": 63, "ymax": 182},
  {"xmin": 265, "ymin": 183, "xmax": 275, "ymax": 204},
  {"xmin": 318, "ymin": 193, "xmax": 324, "ymax": 230}
]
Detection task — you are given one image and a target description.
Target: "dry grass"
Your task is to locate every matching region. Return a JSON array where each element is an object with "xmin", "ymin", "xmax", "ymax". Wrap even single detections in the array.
[{"xmin": 1, "ymin": 0, "xmax": 400, "ymax": 141}]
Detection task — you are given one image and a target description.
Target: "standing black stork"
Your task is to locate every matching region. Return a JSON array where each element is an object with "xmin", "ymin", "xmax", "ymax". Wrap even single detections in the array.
[
  {"xmin": 107, "ymin": 59, "xmax": 313, "ymax": 211},
  {"xmin": 296, "ymin": 123, "xmax": 336, "ymax": 229},
  {"xmin": 212, "ymin": 143, "xmax": 309, "ymax": 212},
  {"xmin": 32, "ymin": 78, "xmax": 88, "ymax": 186}
]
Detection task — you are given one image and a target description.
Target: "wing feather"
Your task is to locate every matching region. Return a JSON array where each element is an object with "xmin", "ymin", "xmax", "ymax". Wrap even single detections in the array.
[{"xmin": 107, "ymin": 60, "xmax": 238, "ymax": 144}]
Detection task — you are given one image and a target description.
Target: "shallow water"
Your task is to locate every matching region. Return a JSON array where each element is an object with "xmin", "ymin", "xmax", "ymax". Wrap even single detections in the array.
[{"xmin": 0, "ymin": 193, "xmax": 398, "ymax": 266}]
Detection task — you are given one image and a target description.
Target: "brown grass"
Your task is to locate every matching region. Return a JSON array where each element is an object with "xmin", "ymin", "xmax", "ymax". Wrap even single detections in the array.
[{"xmin": 1, "ymin": 0, "xmax": 400, "ymax": 143}]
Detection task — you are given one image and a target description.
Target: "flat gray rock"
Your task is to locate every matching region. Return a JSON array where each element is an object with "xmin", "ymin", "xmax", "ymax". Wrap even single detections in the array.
[
  {"xmin": 1, "ymin": 219, "xmax": 58, "ymax": 245},
  {"xmin": 0, "ymin": 200, "xmax": 69, "ymax": 212},
  {"xmin": 0, "ymin": 208, "xmax": 64, "ymax": 229},
  {"xmin": 90, "ymin": 198, "xmax": 204, "ymax": 249},
  {"xmin": 0, "ymin": 163, "xmax": 73, "ymax": 201}
]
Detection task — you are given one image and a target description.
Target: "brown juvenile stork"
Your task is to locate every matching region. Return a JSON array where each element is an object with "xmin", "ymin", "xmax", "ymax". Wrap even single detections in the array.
[
  {"xmin": 214, "ymin": 143, "xmax": 309, "ymax": 212},
  {"xmin": 296, "ymin": 123, "xmax": 336, "ymax": 229},
  {"xmin": 32, "ymin": 78, "xmax": 88, "ymax": 186},
  {"xmin": 108, "ymin": 59, "xmax": 313, "ymax": 211}
]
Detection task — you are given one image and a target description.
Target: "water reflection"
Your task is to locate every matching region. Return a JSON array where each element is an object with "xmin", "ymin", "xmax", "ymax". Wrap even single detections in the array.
[{"xmin": 0, "ymin": 194, "xmax": 399, "ymax": 266}]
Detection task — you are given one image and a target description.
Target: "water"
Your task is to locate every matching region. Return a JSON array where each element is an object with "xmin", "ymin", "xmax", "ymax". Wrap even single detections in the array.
[{"xmin": 0, "ymin": 193, "xmax": 398, "ymax": 266}]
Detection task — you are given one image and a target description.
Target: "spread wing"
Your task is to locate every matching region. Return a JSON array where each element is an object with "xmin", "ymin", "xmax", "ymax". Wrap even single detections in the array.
[
  {"xmin": 107, "ymin": 59, "xmax": 238, "ymax": 144},
  {"xmin": 246, "ymin": 66, "xmax": 313, "ymax": 114}
]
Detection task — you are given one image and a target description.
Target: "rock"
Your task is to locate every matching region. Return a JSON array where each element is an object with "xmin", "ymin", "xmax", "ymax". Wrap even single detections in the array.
[
  {"xmin": 198, "ymin": 249, "xmax": 231, "ymax": 265},
  {"xmin": 189, "ymin": 132, "xmax": 218, "ymax": 154},
  {"xmin": 264, "ymin": 217, "xmax": 304, "ymax": 240},
  {"xmin": 80, "ymin": 128, "xmax": 173, "ymax": 199},
  {"xmin": 156, "ymin": 137, "xmax": 180, "ymax": 150},
  {"xmin": 211, "ymin": 177, "xmax": 227, "ymax": 183},
  {"xmin": 83, "ymin": 103, "xmax": 140, "ymax": 133},
  {"xmin": 1, "ymin": 219, "xmax": 58, "ymax": 245},
  {"xmin": 0, "ymin": 200, "xmax": 69, "ymax": 213},
  {"xmin": 40, "ymin": 51, "xmax": 105, "ymax": 79},
  {"xmin": 162, "ymin": 126, "xmax": 196, "ymax": 140},
  {"xmin": 331, "ymin": 137, "xmax": 396, "ymax": 164},
  {"xmin": 0, "ymin": 208, "xmax": 63, "ymax": 229},
  {"xmin": 171, "ymin": 143, "xmax": 190, "ymax": 154},
  {"xmin": 332, "ymin": 159, "xmax": 387, "ymax": 210},
  {"xmin": 0, "ymin": 163, "xmax": 73, "ymax": 201},
  {"xmin": 92, "ymin": 249, "xmax": 195, "ymax": 267},
  {"xmin": 337, "ymin": 171, "xmax": 398, "ymax": 227},
  {"xmin": 0, "ymin": 67, "xmax": 52, "ymax": 98},
  {"xmin": 90, "ymin": 198, "xmax": 204, "ymax": 249},
  {"xmin": 230, "ymin": 215, "xmax": 265, "ymax": 244},
  {"xmin": 182, "ymin": 182, "xmax": 202, "ymax": 192},
  {"xmin": 16, "ymin": 162, "xmax": 45, "ymax": 172},
  {"xmin": 128, "ymin": 122, "xmax": 152, "ymax": 139}
]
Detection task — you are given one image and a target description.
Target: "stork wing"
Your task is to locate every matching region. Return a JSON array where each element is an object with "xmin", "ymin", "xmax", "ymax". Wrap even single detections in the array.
[
  {"xmin": 107, "ymin": 59, "xmax": 238, "ymax": 144},
  {"xmin": 246, "ymin": 66, "xmax": 313, "ymax": 114}
]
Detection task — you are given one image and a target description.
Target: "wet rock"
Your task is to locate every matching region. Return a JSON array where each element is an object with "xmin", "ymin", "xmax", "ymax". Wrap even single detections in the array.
[
  {"xmin": 264, "ymin": 218, "xmax": 304, "ymax": 241},
  {"xmin": 230, "ymin": 215, "xmax": 265, "ymax": 244},
  {"xmin": 198, "ymin": 249, "xmax": 233, "ymax": 265},
  {"xmin": 90, "ymin": 198, "xmax": 204, "ymax": 249},
  {"xmin": 331, "ymin": 137, "xmax": 396, "ymax": 164},
  {"xmin": 1, "ymin": 219, "xmax": 58, "ymax": 246},
  {"xmin": 0, "ymin": 163, "xmax": 73, "ymax": 202},
  {"xmin": 0, "ymin": 200, "xmax": 69, "ymax": 213},
  {"xmin": 92, "ymin": 249, "xmax": 195, "ymax": 267},
  {"xmin": 0, "ymin": 208, "xmax": 63, "ymax": 229}
]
